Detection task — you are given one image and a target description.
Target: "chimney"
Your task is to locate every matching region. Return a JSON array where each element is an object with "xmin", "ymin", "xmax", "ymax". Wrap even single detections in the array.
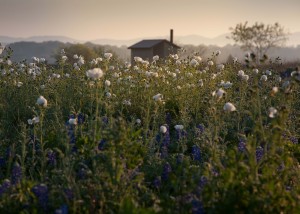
[{"xmin": 170, "ymin": 29, "xmax": 173, "ymax": 44}]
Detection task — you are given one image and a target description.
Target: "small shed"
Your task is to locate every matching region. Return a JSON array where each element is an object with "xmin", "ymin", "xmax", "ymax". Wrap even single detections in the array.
[{"xmin": 128, "ymin": 29, "xmax": 181, "ymax": 64}]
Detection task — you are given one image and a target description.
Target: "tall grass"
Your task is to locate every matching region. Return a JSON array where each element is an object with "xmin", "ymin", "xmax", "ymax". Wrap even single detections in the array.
[{"xmin": 0, "ymin": 49, "xmax": 299, "ymax": 213}]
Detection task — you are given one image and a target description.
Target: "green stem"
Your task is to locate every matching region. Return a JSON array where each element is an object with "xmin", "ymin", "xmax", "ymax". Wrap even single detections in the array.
[
  {"xmin": 39, "ymin": 108, "xmax": 46, "ymax": 180},
  {"xmin": 94, "ymin": 81, "xmax": 99, "ymax": 142}
]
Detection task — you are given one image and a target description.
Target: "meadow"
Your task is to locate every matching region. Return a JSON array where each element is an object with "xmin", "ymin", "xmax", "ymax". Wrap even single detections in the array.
[{"xmin": 0, "ymin": 47, "xmax": 299, "ymax": 213}]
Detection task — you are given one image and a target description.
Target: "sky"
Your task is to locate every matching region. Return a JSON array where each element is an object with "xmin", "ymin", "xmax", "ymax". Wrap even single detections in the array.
[{"xmin": 1, "ymin": 0, "xmax": 300, "ymax": 40}]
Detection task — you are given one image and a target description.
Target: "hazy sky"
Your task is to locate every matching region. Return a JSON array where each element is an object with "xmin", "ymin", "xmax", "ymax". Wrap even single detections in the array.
[{"xmin": 1, "ymin": 0, "xmax": 300, "ymax": 40}]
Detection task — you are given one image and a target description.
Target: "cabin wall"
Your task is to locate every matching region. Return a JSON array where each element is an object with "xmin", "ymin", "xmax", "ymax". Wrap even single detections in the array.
[
  {"xmin": 153, "ymin": 44, "xmax": 165, "ymax": 58},
  {"xmin": 130, "ymin": 48, "xmax": 153, "ymax": 64},
  {"xmin": 163, "ymin": 43, "xmax": 178, "ymax": 56}
]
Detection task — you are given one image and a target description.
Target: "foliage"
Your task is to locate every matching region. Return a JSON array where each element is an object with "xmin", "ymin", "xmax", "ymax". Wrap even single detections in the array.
[
  {"xmin": 0, "ymin": 46, "xmax": 299, "ymax": 213},
  {"xmin": 229, "ymin": 22, "xmax": 288, "ymax": 62}
]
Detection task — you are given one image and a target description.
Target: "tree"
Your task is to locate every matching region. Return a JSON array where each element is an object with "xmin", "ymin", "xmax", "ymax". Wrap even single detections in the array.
[
  {"xmin": 229, "ymin": 22, "xmax": 288, "ymax": 61},
  {"xmin": 55, "ymin": 43, "xmax": 97, "ymax": 64}
]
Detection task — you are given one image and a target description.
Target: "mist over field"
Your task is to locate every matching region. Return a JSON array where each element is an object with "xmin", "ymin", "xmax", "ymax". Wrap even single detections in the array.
[{"xmin": 1, "ymin": 31, "xmax": 300, "ymax": 64}]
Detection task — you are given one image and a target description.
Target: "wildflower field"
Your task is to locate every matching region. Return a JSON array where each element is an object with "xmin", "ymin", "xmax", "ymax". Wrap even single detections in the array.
[{"xmin": 0, "ymin": 47, "xmax": 300, "ymax": 213}]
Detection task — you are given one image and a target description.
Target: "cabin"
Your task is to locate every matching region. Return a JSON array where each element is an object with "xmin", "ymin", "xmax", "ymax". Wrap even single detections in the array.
[{"xmin": 128, "ymin": 29, "xmax": 181, "ymax": 64}]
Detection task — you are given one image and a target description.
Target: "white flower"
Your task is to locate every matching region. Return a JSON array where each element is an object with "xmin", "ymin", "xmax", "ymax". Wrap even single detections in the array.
[
  {"xmin": 74, "ymin": 65, "xmax": 80, "ymax": 71},
  {"xmin": 17, "ymin": 82, "xmax": 23, "ymax": 87},
  {"xmin": 194, "ymin": 56, "xmax": 202, "ymax": 62},
  {"xmin": 123, "ymin": 100, "xmax": 131, "ymax": 106},
  {"xmin": 32, "ymin": 116, "xmax": 39, "ymax": 124},
  {"xmin": 77, "ymin": 56, "xmax": 85, "ymax": 66},
  {"xmin": 174, "ymin": 125, "xmax": 184, "ymax": 130},
  {"xmin": 207, "ymin": 60, "xmax": 214, "ymax": 66},
  {"xmin": 233, "ymin": 57, "xmax": 238, "ymax": 63},
  {"xmin": 291, "ymin": 71, "xmax": 300, "ymax": 81},
  {"xmin": 160, "ymin": 125, "xmax": 168, "ymax": 133},
  {"xmin": 32, "ymin": 57, "xmax": 39, "ymax": 63},
  {"xmin": 105, "ymin": 80, "xmax": 111, "ymax": 87},
  {"xmin": 136, "ymin": 119, "xmax": 141, "ymax": 124},
  {"xmin": 145, "ymin": 71, "xmax": 158, "ymax": 77},
  {"xmin": 238, "ymin": 70, "xmax": 244, "ymax": 77},
  {"xmin": 171, "ymin": 72, "xmax": 177, "ymax": 78},
  {"xmin": 217, "ymin": 64, "xmax": 225, "ymax": 70},
  {"xmin": 36, "ymin": 96, "xmax": 48, "ymax": 107},
  {"xmin": 198, "ymin": 79, "xmax": 204, "ymax": 87},
  {"xmin": 27, "ymin": 119, "xmax": 33, "ymax": 125},
  {"xmin": 40, "ymin": 58, "xmax": 45, "ymax": 63},
  {"xmin": 89, "ymin": 81, "xmax": 95, "ymax": 87},
  {"xmin": 271, "ymin": 87, "xmax": 279, "ymax": 95},
  {"xmin": 153, "ymin": 55, "xmax": 159, "ymax": 61},
  {"xmin": 223, "ymin": 102, "xmax": 236, "ymax": 112},
  {"xmin": 145, "ymin": 71, "xmax": 152, "ymax": 77},
  {"xmin": 105, "ymin": 92, "xmax": 112, "ymax": 98},
  {"xmin": 268, "ymin": 107, "xmax": 278, "ymax": 118},
  {"xmin": 220, "ymin": 81, "xmax": 233, "ymax": 89},
  {"xmin": 68, "ymin": 118, "xmax": 77, "ymax": 125},
  {"xmin": 260, "ymin": 75, "xmax": 268, "ymax": 81},
  {"xmin": 152, "ymin": 72, "xmax": 159, "ymax": 78},
  {"xmin": 170, "ymin": 54, "xmax": 179, "ymax": 60},
  {"xmin": 214, "ymin": 88, "xmax": 225, "ymax": 99},
  {"xmin": 73, "ymin": 54, "xmax": 79, "ymax": 59},
  {"xmin": 253, "ymin": 68, "xmax": 259, "ymax": 74},
  {"xmin": 190, "ymin": 59, "xmax": 199, "ymax": 67},
  {"xmin": 242, "ymin": 74, "xmax": 249, "ymax": 81},
  {"xmin": 142, "ymin": 60, "xmax": 149, "ymax": 67},
  {"xmin": 86, "ymin": 68, "xmax": 103, "ymax": 80},
  {"xmin": 28, "ymin": 116, "xmax": 39, "ymax": 125},
  {"xmin": 96, "ymin": 57, "xmax": 102, "ymax": 63},
  {"xmin": 186, "ymin": 72, "xmax": 193, "ymax": 78},
  {"xmin": 125, "ymin": 62, "xmax": 131, "ymax": 68},
  {"xmin": 291, "ymin": 71, "xmax": 298, "ymax": 76},
  {"xmin": 61, "ymin": 56, "xmax": 68, "ymax": 62},
  {"xmin": 276, "ymin": 76, "xmax": 282, "ymax": 82},
  {"xmin": 134, "ymin": 57, "xmax": 143, "ymax": 62},
  {"xmin": 266, "ymin": 70, "xmax": 272, "ymax": 75},
  {"xmin": 113, "ymin": 72, "xmax": 121, "ymax": 78},
  {"xmin": 153, "ymin": 93, "xmax": 163, "ymax": 102},
  {"xmin": 90, "ymin": 59, "xmax": 97, "ymax": 65},
  {"xmin": 104, "ymin": 53, "xmax": 113, "ymax": 60}
]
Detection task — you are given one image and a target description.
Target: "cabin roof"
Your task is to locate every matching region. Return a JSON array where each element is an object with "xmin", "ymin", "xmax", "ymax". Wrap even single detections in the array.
[{"xmin": 128, "ymin": 39, "xmax": 180, "ymax": 49}]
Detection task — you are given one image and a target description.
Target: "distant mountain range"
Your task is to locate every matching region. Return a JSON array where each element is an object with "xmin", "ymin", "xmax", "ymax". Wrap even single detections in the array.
[
  {"xmin": 1, "ymin": 32, "xmax": 300, "ymax": 47},
  {"xmin": 1, "ymin": 33, "xmax": 300, "ymax": 64},
  {"xmin": 0, "ymin": 35, "xmax": 79, "ymax": 45}
]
